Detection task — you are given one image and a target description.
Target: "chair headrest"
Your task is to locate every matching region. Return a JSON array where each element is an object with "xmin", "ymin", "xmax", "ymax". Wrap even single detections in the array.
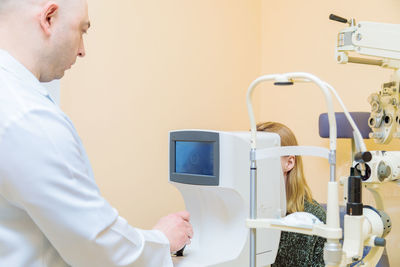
[{"xmin": 319, "ymin": 112, "xmax": 371, "ymax": 139}]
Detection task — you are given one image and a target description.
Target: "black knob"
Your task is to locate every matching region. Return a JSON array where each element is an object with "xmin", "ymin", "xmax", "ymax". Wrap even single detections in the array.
[
  {"xmin": 354, "ymin": 152, "xmax": 372, "ymax": 163},
  {"xmin": 329, "ymin": 14, "xmax": 348, "ymax": 24},
  {"xmin": 274, "ymin": 81, "xmax": 294, "ymax": 86},
  {"xmin": 374, "ymin": 237, "xmax": 386, "ymax": 247}
]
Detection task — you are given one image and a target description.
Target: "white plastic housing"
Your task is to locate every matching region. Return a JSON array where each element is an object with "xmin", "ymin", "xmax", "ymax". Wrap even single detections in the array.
[
  {"xmin": 169, "ymin": 131, "xmax": 285, "ymax": 267},
  {"xmin": 353, "ymin": 151, "xmax": 400, "ymax": 183}
]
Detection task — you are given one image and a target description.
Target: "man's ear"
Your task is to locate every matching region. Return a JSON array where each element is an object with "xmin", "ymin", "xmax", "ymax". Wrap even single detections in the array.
[
  {"xmin": 39, "ymin": 2, "xmax": 59, "ymax": 36},
  {"xmin": 284, "ymin": 155, "xmax": 295, "ymax": 173}
]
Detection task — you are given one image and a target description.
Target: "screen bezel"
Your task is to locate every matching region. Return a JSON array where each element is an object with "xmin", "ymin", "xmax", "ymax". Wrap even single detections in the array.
[{"xmin": 170, "ymin": 131, "xmax": 219, "ymax": 186}]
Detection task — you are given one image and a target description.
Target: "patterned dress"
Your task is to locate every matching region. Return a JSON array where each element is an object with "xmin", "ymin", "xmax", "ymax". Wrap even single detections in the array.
[{"xmin": 272, "ymin": 199, "xmax": 327, "ymax": 267}]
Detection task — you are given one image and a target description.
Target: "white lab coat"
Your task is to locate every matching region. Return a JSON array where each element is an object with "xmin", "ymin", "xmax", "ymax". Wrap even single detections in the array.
[{"xmin": 0, "ymin": 49, "xmax": 173, "ymax": 267}]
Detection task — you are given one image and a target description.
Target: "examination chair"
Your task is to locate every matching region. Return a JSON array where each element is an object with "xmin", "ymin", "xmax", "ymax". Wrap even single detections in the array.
[{"xmin": 319, "ymin": 112, "xmax": 390, "ymax": 267}]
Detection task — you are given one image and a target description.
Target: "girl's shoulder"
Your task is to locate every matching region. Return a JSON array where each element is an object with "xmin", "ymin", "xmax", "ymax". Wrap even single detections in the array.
[{"xmin": 304, "ymin": 199, "xmax": 327, "ymax": 223}]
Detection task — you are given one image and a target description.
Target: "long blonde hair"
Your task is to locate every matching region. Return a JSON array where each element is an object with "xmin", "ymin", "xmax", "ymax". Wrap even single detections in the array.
[{"xmin": 256, "ymin": 122, "xmax": 313, "ymax": 214}]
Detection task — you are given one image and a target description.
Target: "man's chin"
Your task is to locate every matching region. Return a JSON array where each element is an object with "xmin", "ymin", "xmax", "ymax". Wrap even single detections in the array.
[
  {"xmin": 39, "ymin": 72, "xmax": 65, "ymax": 83},
  {"xmin": 53, "ymin": 70, "xmax": 66, "ymax": 80}
]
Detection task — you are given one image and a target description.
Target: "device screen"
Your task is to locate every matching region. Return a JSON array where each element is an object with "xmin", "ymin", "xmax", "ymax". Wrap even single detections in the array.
[{"xmin": 175, "ymin": 141, "xmax": 214, "ymax": 176}]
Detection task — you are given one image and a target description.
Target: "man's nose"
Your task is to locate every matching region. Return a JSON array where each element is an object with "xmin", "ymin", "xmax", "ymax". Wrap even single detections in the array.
[{"xmin": 78, "ymin": 40, "xmax": 86, "ymax": 57}]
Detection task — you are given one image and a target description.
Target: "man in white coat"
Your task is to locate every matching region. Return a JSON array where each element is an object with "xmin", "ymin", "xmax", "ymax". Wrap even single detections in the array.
[{"xmin": 0, "ymin": 0, "xmax": 193, "ymax": 266}]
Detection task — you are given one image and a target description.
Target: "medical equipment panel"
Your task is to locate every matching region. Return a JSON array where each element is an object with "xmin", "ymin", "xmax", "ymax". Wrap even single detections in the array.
[
  {"xmin": 170, "ymin": 131, "xmax": 219, "ymax": 186},
  {"xmin": 169, "ymin": 130, "xmax": 284, "ymax": 267}
]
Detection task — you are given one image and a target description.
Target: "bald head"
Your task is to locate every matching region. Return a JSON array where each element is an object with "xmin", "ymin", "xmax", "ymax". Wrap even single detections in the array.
[
  {"xmin": 0, "ymin": 0, "xmax": 46, "ymax": 16},
  {"xmin": 0, "ymin": 0, "xmax": 17, "ymax": 12},
  {"xmin": 0, "ymin": 0, "xmax": 86, "ymax": 19},
  {"xmin": 0, "ymin": 0, "xmax": 89, "ymax": 82}
]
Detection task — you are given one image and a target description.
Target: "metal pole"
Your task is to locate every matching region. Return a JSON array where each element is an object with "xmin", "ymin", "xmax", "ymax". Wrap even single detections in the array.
[{"xmin": 250, "ymin": 148, "xmax": 257, "ymax": 267}]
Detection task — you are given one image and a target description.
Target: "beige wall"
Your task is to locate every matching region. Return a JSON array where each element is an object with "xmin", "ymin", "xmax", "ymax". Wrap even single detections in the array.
[
  {"xmin": 61, "ymin": 0, "xmax": 400, "ymax": 265},
  {"xmin": 260, "ymin": 0, "xmax": 400, "ymax": 264},
  {"xmin": 61, "ymin": 0, "xmax": 262, "ymax": 227}
]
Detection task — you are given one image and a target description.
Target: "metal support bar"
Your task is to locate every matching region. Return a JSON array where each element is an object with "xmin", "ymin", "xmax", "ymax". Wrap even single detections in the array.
[
  {"xmin": 348, "ymin": 56, "xmax": 383, "ymax": 66},
  {"xmin": 250, "ymin": 148, "xmax": 257, "ymax": 267}
]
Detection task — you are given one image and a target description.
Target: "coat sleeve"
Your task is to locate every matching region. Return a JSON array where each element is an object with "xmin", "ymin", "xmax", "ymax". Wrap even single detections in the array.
[{"xmin": 0, "ymin": 108, "xmax": 172, "ymax": 267}]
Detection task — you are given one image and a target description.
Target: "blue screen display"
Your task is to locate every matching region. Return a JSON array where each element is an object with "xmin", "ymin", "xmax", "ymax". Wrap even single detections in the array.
[{"xmin": 175, "ymin": 141, "xmax": 214, "ymax": 176}]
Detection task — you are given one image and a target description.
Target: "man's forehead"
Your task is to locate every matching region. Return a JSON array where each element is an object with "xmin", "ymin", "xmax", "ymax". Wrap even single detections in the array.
[
  {"xmin": 80, "ymin": 2, "xmax": 90, "ymax": 28},
  {"xmin": 71, "ymin": 0, "xmax": 89, "ymax": 28}
]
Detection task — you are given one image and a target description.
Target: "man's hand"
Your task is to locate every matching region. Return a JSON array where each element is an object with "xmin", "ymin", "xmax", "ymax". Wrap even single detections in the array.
[{"xmin": 153, "ymin": 211, "xmax": 193, "ymax": 252}]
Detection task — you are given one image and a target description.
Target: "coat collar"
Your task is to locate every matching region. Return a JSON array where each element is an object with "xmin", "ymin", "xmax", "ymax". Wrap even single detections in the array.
[{"xmin": 0, "ymin": 49, "xmax": 51, "ymax": 98}]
